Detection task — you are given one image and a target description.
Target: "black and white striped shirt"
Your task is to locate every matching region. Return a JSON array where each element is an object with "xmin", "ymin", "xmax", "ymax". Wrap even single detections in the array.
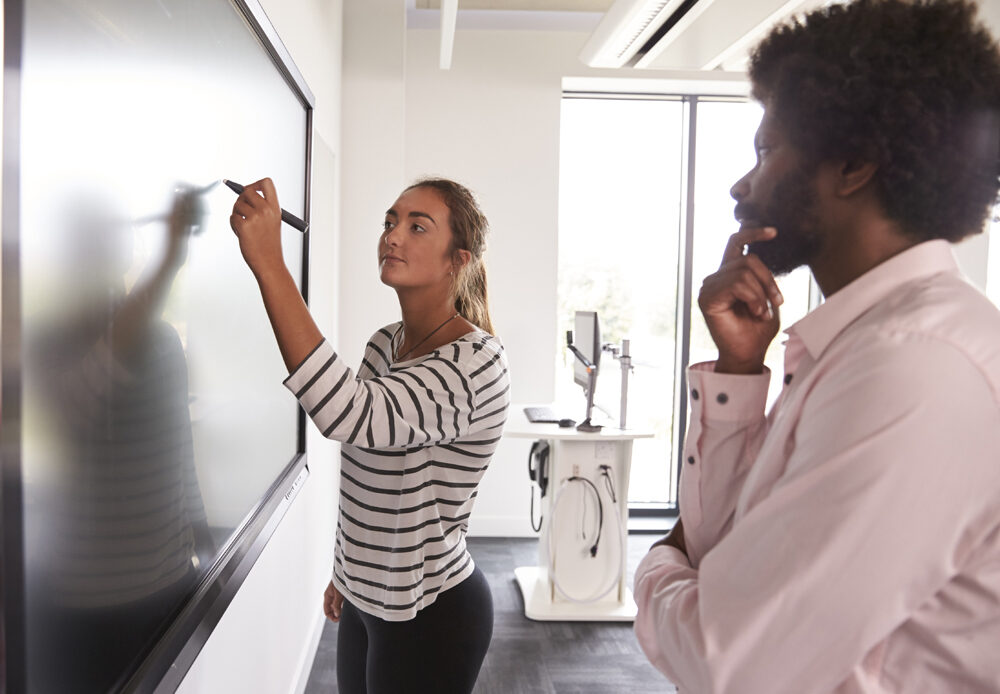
[{"xmin": 283, "ymin": 323, "xmax": 509, "ymax": 621}]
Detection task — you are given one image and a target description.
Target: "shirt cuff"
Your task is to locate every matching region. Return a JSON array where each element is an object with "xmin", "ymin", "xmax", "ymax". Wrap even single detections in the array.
[{"xmin": 688, "ymin": 362, "xmax": 770, "ymax": 422}]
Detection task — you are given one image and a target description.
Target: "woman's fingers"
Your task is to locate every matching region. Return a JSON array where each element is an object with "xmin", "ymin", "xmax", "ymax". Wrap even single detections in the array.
[
  {"xmin": 239, "ymin": 177, "xmax": 278, "ymax": 209},
  {"xmin": 333, "ymin": 589, "xmax": 344, "ymax": 619},
  {"xmin": 323, "ymin": 581, "xmax": 340, "ymax": 623},
  {"xmin": 232, "ymin": 178, "xmax": 278, "ymax": 218},
  {"xmin": 232, "ymin": 197, "xmax": 255, "ymax": 219},
  {"xmin": 256, "ymin": 177, "xmax": 278, "ymax": 204}
]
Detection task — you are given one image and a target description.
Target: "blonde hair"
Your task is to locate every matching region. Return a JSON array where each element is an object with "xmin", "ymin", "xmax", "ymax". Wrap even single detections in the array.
[{"xmin": 405, "ymin": 178, "xmax": 494, "ymax": 335}]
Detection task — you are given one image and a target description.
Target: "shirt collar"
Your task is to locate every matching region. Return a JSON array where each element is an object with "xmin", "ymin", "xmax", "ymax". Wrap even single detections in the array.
[{"xmin": 787, "ymin": 239, "xmax": 961, "ymax": 361}]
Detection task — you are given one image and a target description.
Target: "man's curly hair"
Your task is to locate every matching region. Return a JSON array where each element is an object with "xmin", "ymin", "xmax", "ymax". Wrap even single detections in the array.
[{"xmin": 749, "ymin": 0, "xmax": 1000, "ymax": 242}]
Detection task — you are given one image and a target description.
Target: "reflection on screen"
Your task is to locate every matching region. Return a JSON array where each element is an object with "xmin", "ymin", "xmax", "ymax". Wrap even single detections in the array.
[{"xmin": 19, "ymin": 0, "xmax": 307, "ymax": 690}]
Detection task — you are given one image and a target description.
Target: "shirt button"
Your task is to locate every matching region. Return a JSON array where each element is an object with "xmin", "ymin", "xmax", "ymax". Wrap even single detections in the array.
[
  {"xmin": 687, "ymin": 456, "xmax": 696, "ymax": 465},
  {"xmin": 691, "ymin": 388, "xmax": 700, "ymax": 401},
  {"xmin": 716, "ymin": 392, "xmax": 729, "ymax": 405},
  {"xmin": 784, "ymin": 374, "xmax": 794, "ymax": 385}
]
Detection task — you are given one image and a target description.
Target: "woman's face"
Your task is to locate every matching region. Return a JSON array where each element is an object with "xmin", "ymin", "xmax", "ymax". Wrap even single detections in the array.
[{"xmin": 378, "ymin": 186, "xmax": 457, "ymax": 291}]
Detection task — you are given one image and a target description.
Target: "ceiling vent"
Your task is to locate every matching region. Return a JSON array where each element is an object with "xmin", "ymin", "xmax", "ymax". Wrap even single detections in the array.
[
  {"xmin": 579, "ymin": 0, "xmax": 715, "ymax": 68},
  {"xmin": 580, "ymin": 0, "xmax": 833, "ymax": 71}
]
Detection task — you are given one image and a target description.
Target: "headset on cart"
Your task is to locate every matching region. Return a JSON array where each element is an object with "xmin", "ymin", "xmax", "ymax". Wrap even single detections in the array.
[{"xmin": 527, "ymin": 440, "xmax": 550, "ymax": 532}]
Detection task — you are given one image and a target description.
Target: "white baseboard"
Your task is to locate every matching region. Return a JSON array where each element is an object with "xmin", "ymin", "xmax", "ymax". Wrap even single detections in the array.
[
  {"xmin": 467, "ymin": 515, "xmax": 540, "ymax": 538},
  {"xmin": 291, "ymin": 612, "xmax": 328, "ymax": 694}
]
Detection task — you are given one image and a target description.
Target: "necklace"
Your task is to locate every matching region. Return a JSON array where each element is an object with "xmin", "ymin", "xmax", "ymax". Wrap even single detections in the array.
[{"xmin": 393, "ymin": 312, "xmax": 460, "ymax": 362}]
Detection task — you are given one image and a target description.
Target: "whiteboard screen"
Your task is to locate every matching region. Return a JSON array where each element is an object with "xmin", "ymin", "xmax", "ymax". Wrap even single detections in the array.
[{"xmin": 7, "ymin": 0, "xmax": 312, "ymax": 691}]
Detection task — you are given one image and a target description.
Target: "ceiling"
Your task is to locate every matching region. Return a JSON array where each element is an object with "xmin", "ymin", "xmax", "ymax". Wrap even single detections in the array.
[
  {"xmin": 413, "ymin": 0, "xmax": 1000, "ymax": 72},
  {"xmin": 416, "ymin": 1, "xmax": 614, "ymax": 10}
]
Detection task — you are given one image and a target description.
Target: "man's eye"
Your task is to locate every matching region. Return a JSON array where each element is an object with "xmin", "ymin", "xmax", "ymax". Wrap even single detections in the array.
[{"xmin": 382, "ymin": 220, "xmax": 394, "ymax": 232}]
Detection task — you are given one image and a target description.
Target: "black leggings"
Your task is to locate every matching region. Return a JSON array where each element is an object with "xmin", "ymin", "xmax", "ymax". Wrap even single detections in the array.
[{"xmin": 336, "ymin": 567, "xmax": 493, "ymax": 694}]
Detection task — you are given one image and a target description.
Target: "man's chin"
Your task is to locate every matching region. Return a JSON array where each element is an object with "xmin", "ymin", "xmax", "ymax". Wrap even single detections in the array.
[{"xmin": 746, "ymin": 238, "xmax": 810, "ymax": 276}]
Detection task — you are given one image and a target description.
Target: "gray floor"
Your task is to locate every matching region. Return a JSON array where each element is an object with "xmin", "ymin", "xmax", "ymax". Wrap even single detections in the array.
[{"xmin": 305, "ymin": 536, "xmax": 678, "ymax": 694}]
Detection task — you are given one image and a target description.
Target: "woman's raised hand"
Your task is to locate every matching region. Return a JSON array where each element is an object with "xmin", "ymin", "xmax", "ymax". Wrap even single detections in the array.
[{"xmin": 230, "ymin": 177, "xmax": 284, "ymax": 278}]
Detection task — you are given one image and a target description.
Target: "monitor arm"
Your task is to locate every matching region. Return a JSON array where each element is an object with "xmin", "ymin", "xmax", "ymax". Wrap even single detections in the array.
[{"xmin": 566, "ymin": 331, "xmax": 602, "ymax": 433}]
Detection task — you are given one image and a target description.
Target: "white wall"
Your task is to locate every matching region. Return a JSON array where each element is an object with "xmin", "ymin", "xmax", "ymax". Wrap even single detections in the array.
[{"xmin": 176, "ymin": 1, "xmax": 343, "ymax": 692}]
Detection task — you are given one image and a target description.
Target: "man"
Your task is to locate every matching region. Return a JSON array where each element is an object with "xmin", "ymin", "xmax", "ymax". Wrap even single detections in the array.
[{"xmin": 633, "ymin": 1, "xmax": 1000, "ymax": 692}]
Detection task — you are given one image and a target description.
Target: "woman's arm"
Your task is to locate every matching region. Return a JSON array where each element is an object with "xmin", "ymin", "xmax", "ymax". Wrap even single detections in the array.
[
  {"xmin": 230, "ymin": 177, "xmax": 321, "ymax": 371},
  {"xmin": 284, "ymin": 337, "xmax": 509, "ymax": 449}
]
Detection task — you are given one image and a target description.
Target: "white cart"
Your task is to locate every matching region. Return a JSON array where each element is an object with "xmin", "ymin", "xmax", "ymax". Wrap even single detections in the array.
[{"xmin": 506, "ymin": 406, "xmax": 654, "ymax": 621}]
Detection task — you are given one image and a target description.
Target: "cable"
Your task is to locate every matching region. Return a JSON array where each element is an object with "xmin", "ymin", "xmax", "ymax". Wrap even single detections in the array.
[
  {"xmin": 599, "ymin": 464, "xmax": 617, "ymax": 503},
  {"xmin": 530, "ymin": 487, "xmax": 542, "ymax": 533},
  {"xmin": 546, "ymin": 473, "xmax": 625, "ymax": 604}
]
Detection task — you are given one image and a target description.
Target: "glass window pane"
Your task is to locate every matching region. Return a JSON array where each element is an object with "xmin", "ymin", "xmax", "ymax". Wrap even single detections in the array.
[{"xmin": 557, "ymin": 97, "xmax": 684, "ymax": 505}]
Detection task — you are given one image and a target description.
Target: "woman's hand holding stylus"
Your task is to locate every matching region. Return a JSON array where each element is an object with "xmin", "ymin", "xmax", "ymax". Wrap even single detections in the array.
[
  {"xmin": 229, "ymin": 176, "xmax": 321, "ymax": 372},
  {"xmin": 229, "ymin": 177, "xmax": 285, "ymax": 280}
]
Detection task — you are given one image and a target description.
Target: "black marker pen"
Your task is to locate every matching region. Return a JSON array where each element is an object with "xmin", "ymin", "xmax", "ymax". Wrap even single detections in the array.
[{"xmin": 223, "ymin": 179, "xmax": 308, "ymax": 233}]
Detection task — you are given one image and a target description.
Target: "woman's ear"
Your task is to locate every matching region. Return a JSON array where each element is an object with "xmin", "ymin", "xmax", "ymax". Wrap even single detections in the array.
[{"xmin": 453, "ymin": 248, "xmax": 472, "ymax": 273}]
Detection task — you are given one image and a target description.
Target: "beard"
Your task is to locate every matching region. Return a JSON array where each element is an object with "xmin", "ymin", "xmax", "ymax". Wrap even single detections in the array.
[{"xmin": 739, "ymin": 166, "xmax": 824, "ymax": 276}]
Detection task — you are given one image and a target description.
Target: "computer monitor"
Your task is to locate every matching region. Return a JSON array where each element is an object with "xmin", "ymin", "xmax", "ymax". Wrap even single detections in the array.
[{"xmin": 573, "ymin": 310, "xmax": 601, "ymax": 390}]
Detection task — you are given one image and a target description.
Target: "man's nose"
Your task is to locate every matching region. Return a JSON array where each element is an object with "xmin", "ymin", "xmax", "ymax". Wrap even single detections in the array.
[{"xmin": 730, "ymin": 170, "xmax": 751, "ymax": 201}]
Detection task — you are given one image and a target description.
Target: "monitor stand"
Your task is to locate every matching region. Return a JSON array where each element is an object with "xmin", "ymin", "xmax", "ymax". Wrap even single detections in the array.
[{"xmin": 576, "ymin": 369, "xmax": 602, "ymax": 433}]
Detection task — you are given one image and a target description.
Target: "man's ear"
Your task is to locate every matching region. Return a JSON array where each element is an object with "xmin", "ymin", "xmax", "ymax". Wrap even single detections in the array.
[{"xmin": 836, "ymin": 159, "xmax": 879, "ymax": 197}]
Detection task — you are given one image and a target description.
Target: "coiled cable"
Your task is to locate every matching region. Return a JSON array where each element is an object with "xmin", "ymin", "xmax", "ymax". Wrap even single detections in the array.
[{"xmin": 546, "ymin": 467, "xmax": 625, "ymax": 604}]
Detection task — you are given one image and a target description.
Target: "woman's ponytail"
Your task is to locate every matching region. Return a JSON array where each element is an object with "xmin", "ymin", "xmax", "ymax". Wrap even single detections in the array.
[{"xmin": 454, "ymin": 256, "xmax": 493, "ymax": 335}]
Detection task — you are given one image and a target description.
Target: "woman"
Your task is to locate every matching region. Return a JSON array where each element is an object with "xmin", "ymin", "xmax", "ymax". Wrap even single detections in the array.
[{"xmin": 230, "ymin": 177, "xmax": 509, "ymax": 694}]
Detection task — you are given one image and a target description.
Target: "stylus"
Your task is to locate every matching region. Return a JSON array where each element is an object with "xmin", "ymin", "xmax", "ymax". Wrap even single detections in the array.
[{"xmin": 223, "ymin": 179, "xmax": 309, "ymax": 233}]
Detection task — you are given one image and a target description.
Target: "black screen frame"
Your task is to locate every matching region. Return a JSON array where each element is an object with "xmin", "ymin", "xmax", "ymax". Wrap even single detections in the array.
[{"xmin": 0, "ymin": 1, "xmax": 316, "ymax": 691}]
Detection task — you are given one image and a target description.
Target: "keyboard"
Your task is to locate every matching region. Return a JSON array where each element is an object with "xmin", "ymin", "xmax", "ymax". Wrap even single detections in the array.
[{"xmin": 523, "ymin": 406, "xmax": 561, "ymax": 423}]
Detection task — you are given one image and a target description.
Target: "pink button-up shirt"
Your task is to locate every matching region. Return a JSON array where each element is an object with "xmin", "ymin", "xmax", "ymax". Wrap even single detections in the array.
[{"xmin": 634, "ymin": 240, "xmax": 1000, "ymax": 693}]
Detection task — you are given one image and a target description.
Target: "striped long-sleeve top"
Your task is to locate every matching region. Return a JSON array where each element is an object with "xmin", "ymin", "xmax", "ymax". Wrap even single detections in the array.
[{"xmin": 283, "ymin": 323, "xmax": 509, "ymax": 621}]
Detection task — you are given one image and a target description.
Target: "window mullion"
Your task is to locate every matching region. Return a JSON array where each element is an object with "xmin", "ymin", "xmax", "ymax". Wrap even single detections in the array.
[{"xmin": 671, "ymin": 96, "xmax": 698, "ymax": 505}]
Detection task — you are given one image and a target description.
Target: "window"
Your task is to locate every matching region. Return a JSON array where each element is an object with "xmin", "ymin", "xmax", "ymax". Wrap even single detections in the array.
[{"xmin": 558, "ymin": 94, "xmax": 813, "ymax": 510}]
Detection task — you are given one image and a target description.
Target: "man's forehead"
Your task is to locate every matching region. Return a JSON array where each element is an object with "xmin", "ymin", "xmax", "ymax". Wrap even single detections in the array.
[{"xmin": 754, "ymin": 108, "xmax": 791, "ymax": 142}]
